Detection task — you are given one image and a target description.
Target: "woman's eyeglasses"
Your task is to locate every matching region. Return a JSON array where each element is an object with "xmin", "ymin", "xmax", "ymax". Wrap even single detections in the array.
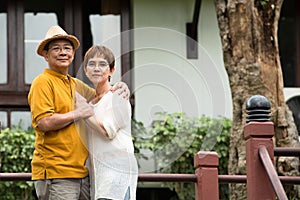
[{"xmin": 87, "ymin": 61, "xmax": 109, "ymax": 69}]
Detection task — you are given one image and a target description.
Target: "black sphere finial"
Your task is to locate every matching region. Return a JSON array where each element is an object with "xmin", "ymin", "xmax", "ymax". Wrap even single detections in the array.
[{"xmin": 246, "ymin": 95, "xmax": 271, "ymax": 123}]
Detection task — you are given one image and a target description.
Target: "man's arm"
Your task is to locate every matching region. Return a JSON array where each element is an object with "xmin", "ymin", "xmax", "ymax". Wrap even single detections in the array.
[
  {"xmin": 75, "ymin": 92, "xmax": 110, "ymax": 138},
  {"xmin": 38, "ymin": 93, "xmax": 94, "ymax": 132},
  {"xmin": 37, "ymin": 112, "xmax": 75, "ymax": 132}
]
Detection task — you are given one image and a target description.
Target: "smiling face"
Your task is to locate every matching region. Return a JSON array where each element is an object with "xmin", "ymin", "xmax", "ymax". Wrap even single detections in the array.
[
  {"xmin": 42, "ymin": 39, "xmax": 75, "ymax": 75},
  {"xmin": 84, "ymin": 56, "xmax": 114, "ymax": 88}
]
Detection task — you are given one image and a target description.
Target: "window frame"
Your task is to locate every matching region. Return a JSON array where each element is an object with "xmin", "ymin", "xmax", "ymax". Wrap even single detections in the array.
[{"xmin": 0, "ymin": 0, "xmax": 132, "ymax": 107}]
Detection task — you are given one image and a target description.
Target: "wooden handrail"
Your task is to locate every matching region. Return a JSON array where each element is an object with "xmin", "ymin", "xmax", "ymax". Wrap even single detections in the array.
[
  {"xmin": 2, "ymin": 172, "xmax": 299, "ymax": 184},
  {"xmin": 218, "ymin": 175, "xmax": 246, "ymax": 183},
  {"xmin": 0, "ymin": 172, "xmax": 31, "ymax": 181},
  {"xmin": 259, "ymin": 146, "xmax": 288, "ymax": 200},
  {"xmin": 274, "ymin": 147, "xmax": 300, "ymax": 156},
  {"xmin": 138, "ymin": 173, "xmax": 196, "ymax": 182}
]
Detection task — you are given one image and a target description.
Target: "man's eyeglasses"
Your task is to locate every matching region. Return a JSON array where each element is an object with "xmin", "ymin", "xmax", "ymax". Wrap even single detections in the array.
[{"xmin": 49, "ymin": 45, "xmax": 73, "ymax": 53}]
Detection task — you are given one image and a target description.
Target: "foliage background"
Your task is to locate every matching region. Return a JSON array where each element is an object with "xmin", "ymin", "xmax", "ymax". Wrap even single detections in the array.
[
  {"xmin": 0, "ymin": 122, "xmax": 35, "ymax": 200},
  {"xmin": 0, "ymin": 114, "xmax": 231, "ymax": 200},
  {"xmin": 132, "ymin": 112, "xmax": 231, "ymax": 200}
]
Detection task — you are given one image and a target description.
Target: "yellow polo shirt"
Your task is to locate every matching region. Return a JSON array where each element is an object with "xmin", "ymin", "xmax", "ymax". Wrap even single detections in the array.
[{"xmin": 28, "ymin": 68, "xmax": 95, "ymax": 180}]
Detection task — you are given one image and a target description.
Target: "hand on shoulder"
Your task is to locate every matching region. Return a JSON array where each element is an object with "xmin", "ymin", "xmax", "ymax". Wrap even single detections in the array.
[{"xmin": 111, "ymin": 82, "xmax": 130, "ymax": 100}]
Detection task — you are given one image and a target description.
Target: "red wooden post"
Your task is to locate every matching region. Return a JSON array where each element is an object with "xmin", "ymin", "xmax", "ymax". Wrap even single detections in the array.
[
  {"xmin": 194, "ymin": 151, "xmax": 219, "ymax": 200},
  {"xmin": 244, "ymin": 95, "xmax": 276, "ymax": 200},
  {"xmin": 244, "ymin": 121, "xmax": 276, "ymax": 199}
]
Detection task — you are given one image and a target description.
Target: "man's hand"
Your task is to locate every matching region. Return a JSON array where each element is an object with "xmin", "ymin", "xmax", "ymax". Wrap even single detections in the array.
[
  {"xmin": 73, "ymin": 92, "xmax": 94, "ymax": 121},
  {"xmin": 111, "ymin": 82, "xmax": 130, "ymax": 100}
]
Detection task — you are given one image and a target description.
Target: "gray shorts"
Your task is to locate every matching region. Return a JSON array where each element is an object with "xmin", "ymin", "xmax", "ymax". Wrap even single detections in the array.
[{"xmin": 34, "ymin": 176, "xmax": 90, "ymax": 200}]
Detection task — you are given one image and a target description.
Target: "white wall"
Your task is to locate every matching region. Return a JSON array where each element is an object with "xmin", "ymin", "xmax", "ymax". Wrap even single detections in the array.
[{"xmin": 133, "ymin": 0, "xmax": 232, "ymax": 127}]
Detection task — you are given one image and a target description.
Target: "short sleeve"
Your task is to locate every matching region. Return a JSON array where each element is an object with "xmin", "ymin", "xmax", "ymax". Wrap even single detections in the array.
[
  {"xmin": 28, "ymin": 76, "xmax": 55, "ymax": 128},
  {"xmin": 101, "ymin": 92, "xmax": 131, "ymax": 139}
]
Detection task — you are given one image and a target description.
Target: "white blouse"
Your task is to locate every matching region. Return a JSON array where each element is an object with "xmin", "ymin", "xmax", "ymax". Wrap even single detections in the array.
[{"xmin": 87, "ymin": 91, "xmax": 138, "ymax": 200}]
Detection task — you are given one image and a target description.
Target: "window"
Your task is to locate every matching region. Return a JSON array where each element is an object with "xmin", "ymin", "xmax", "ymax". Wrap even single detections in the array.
[
  {"xmin": 11, "ymin": 111, "xmax": 32, "ymax": 129},
  {"xmin": 0, "ymin": 10, "xmax": 7, "ymax": 84},
  {"xmin": 0, "ymin": 112, "xmax": 7, "ymax": 128},
  {"xmin": 0, "ymin": 0, "xmax": 8, "ymax": 85},
  {"xmin": 0, "ymin": 109, "xmax": 31, "ymax": 129},
  {"xmin": 89, "ymin": 14, "xmax": 121, "ymax": 84},
  {"xmin": 24, "ymin": 13, "xmax": 58, "ymax": 84},
  {"xmin": 0, "ymin": 0, "xmax": 131, "ymax": 128},
  {"xmin": 279, "ymin": 0, "xmax": 300, "ymax": 87}
]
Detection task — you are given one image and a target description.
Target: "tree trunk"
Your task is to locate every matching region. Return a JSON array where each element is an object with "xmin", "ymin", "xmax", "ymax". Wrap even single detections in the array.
[{"xmin": 214, "ymin": 0, "xmax": 300, "ymax": 199}]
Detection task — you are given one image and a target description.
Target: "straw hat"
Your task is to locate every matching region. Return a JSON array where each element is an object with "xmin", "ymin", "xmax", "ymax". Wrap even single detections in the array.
[{"xmin": 36, "ymin": 25, "xmax": 80, "ymax": 56}]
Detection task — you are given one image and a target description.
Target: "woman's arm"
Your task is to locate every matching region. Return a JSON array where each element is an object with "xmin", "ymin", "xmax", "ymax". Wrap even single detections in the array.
[
  {"xmin": 85, "ymin": 92, "xmax": 131, "ymax": 140},
  {"xmin": 75, "ymin": 92, "xmax": 110, "ymax": 138},
  {"xmin": 100, "ymin": 92, "xmax": 131, "ymax": 139},
  {"xmin": 85, "ymin": 116, "xmax": 110, "ymax": 138}
]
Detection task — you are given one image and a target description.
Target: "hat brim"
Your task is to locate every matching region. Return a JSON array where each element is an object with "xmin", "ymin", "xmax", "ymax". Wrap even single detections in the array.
[{"xmin": 36, "ymin": 35, "xmax": 80, "ymax": 56}]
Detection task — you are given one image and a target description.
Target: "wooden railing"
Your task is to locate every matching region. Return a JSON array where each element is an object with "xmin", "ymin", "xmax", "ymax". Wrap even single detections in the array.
[
  {"xmin": 259, "ymin": 146, "xmax": 287, "ymax": 199},
  {"xmin": 244, "ymin": 95, "xmax": 300, "ymax": 200},
  {"xmin": 1, "ymin": 95, "xmax": 300, "ymax": 199},
  {"xmin": 1, "ymin": 148, "xmax": 300, "ymax": 199}
]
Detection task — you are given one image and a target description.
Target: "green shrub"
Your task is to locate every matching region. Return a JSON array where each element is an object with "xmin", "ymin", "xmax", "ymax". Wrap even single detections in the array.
[
  {"xmin": 0, "ymin": 122, "xmax": 35, "ymax": 200},
  {"xmin": 132, "ymin": 112, "xmax": 232, "ymax": 200},
  {"xmin": 0, "ymin": 114, "xmax": 231, "ymax": 200}
]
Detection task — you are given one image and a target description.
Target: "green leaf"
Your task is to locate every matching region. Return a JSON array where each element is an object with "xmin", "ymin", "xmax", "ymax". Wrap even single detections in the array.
[
  {"xmin": 132, "ymin": 113, "xmax": 231, "ymax": 199},
  {"xmin": 0, "ymin": 122, "xmax": 35, "ymax": 199}
]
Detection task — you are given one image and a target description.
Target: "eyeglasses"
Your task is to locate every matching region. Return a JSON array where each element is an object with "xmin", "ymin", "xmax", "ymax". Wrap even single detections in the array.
[
  {"xmin": 49, "ymin": 45, "xmax": 73, "ymax": 53},
  {"xmin": 87, "ymin": 61, "xmax": 109, "ymax": 69}
]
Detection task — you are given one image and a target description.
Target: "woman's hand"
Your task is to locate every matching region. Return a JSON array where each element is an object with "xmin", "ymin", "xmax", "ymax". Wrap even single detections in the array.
[{"xmin": 111, "ymin": 82, "xmax": 130, "ymax": 100}]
